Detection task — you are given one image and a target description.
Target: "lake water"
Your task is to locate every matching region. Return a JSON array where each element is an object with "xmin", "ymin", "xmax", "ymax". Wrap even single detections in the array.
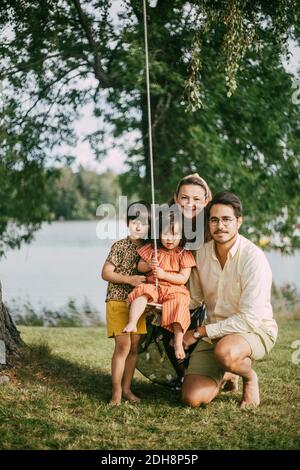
[{"xmin": 0, "ymin": 221, "xmax": 299, "ymax": 322}]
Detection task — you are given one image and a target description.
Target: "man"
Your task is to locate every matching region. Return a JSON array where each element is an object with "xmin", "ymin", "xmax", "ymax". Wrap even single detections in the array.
[{"xmin": 182, "ymin": 191, "xmax": 278, "ymax": 408}]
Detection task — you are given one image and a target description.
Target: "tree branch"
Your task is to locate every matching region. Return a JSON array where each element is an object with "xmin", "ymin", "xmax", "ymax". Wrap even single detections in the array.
[
  {"xmin": 71, "ymin": 0, "xmax": 112, "ymax": 87},
  {"xmin": 9, "ymin": 63, "xmax": 88, "ymax": 126},
  {"xmin": 152, "ymin": 93, "xmax": 172, "ymax": 133},
  {"xmin": 129, "ymin": 0, "xmax": 143, "ymax": 23},
  {"xmin": 0, "ymin": 52, "xmax": 89, "ymax": 82},
  {"xmin": 156, "ymin": 0, "xmax": 174, "ymax": 15}
]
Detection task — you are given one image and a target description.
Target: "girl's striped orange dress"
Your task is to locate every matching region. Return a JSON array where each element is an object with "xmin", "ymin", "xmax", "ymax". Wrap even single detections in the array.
[{"xmin": 128, "ymin": 243, "xmax": 196, "ymax": 334}]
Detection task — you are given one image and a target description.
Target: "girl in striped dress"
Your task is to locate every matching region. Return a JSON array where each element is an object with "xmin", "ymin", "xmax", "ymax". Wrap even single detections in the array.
[{"xmin": 123, "ymin": 209, "xmax": 196, "ymax": 360}]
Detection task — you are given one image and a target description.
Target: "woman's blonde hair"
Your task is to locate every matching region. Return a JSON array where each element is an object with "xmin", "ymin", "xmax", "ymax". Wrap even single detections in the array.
[
  {"xmin": 171, "ymin": 173, "xmax": 212, "ymax": 243},
  {"xmin": 174, "ymin": 173, "xmax": 212, "ymax": 202}
]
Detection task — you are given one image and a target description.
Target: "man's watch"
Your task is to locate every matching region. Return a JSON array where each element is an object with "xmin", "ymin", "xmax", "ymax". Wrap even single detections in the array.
[{"xmin": 193, "ymin": 328, "xmax": 202, "ymax": 339}]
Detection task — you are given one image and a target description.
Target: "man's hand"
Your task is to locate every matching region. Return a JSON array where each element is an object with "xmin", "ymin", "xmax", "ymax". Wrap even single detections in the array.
[
  {"xmin": 183, "ymin": 325, "xmax": 207, "ymax": 349},
  {"xmin": 183, "ymin": 330, "xmax": 198, "ymax": 349},
  {"xmin": 129, "ymin": 275, "xmax": 146, "ymax": 287}
]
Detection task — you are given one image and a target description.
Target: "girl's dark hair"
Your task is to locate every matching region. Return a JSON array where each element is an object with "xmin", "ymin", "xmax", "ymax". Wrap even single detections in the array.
[
  {"xmin": 206, "ymin": 191, "xmax": 243, "ymax": 218},
  {"xmin": 127, "ymin": 200, "xmax": 151, "ymax": 239},
  {"xmin": 150, "ymin": 204, "xmax": 186, "ymax": 249}
]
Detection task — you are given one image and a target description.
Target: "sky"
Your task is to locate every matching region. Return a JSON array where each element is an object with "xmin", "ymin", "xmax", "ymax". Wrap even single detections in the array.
[{"xmin": 68, "ymin": 2, "xmax": 300, "ymax": 175}]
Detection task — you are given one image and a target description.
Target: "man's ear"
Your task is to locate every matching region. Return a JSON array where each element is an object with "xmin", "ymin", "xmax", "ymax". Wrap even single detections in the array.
[{"xmin": 237, "ymin": 216, "xmax": 243, "ymax": 230}]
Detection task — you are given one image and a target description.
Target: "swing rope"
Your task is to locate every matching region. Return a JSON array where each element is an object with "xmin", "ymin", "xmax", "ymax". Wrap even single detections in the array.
[{"xmin": 143, "ymin": 0, "xmax": 159, "ymax": 294}]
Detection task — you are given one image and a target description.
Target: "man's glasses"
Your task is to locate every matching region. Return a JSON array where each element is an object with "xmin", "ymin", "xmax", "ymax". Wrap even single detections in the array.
[{"xmin": 209, "ymin": 216, "xmax": 237, "ymax": 227}]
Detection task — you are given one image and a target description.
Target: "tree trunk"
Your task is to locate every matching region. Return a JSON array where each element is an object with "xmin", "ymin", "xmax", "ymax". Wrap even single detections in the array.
[{"xmin": 0, "ymin": 281, "xmax": 24, "ymax": 370}]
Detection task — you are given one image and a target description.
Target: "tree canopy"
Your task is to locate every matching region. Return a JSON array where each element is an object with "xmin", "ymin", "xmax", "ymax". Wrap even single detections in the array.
[{"xmin": 0, "ymin": 0, "xmax": 300, "ymax": 254}]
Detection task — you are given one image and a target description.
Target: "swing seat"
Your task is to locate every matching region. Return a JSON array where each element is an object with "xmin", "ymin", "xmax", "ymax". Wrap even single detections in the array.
[
  {"xmin": 137, "ymin": 305, "xmax": 206, "ymax": 389},
  {"xmin": 144, "ymin": 302, "xmax": 162, "ymax": 320},
  {"xmin": 147, "ymin": 302, "xmax": 162, "ymax": 311},
  {"xmin": 144, "ymin": 303, "xmax": 162, "ymax": 327}
]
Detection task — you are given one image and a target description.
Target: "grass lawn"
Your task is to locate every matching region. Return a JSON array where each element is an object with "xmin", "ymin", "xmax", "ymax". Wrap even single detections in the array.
[{"xmin": 0, "ymin": 320, "xmax": 299, "ymax": 450}]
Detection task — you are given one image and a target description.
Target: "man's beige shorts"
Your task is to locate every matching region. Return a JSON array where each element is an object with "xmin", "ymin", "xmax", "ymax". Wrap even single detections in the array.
[{"xmin": 185, "ymin": 329, "xmax": 276, "ymax": 386}]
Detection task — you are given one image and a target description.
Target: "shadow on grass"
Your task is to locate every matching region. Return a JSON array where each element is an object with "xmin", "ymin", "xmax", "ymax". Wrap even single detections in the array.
[
  {"xmin": 17, "ymin": 342, "xmax": 113, "ymax": 403},
  {"xmin": 16, "ymin": 342, "xmax": 245, "ymax": 408},
  {"xmin": 16, "ymin": 342, "xmax": 179, "ymax": 406}
]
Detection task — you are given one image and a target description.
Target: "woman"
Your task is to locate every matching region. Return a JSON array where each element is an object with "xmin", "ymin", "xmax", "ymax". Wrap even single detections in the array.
[
  {"xmin": 173, "ymin": 173, "xmax": 211, "ymax": 216},
  {"xmin": 172, "ymin": 172, "xmax": 212, "ymax": 249},
  {"xmin": 136, "ymin": 173, "xmax": 212, "ymax": 388}
]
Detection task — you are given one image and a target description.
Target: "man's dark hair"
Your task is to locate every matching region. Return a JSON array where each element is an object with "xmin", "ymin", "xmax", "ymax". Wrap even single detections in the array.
[{"xmin": 206, "ymin": 192, "xmax": 243, "ymax": 218}]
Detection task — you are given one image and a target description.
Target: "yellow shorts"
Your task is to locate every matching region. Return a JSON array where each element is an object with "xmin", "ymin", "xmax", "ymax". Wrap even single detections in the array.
[
  {"xmin": 185, "ymin": 329, "xmax": 276, "ymax": 386},
  {"xmin": 106, "ymin": 300, "xmax": 147, "ymax": 337}
]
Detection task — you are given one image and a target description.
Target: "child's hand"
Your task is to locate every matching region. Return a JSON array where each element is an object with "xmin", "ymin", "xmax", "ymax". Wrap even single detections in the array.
[
  {"xmin": 150, "ymin": 258, "xmax": 165, "ymax": 280},
  {"xmin": 153, "ymin": 267, "xmax": 166, "ymax": 280},
  {"xmin": 150, "ymin": 258, "xmax": 159, "ymax": 270},
  {"xmin": 129, "ymin": 275, "xmax": 146, "ymax": 287},
  {"xmin": 146, "ymin": 262, "xmax": 152, "ymax": 271}
]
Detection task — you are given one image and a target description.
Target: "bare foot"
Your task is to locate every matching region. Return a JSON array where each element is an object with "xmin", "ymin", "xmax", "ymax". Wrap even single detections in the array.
[
  {"xmin": 123, "ymin": 390, "xmax": 141, "ymax": 404},
  {"xmin": 122, "ymin": 323, "xmax": 137, "ymax": 333},
  {"xmin": 108, "ymin": 394, "xmax": 122, "ymax": 406},
  {"xmin": 240, "ymin": 371, "xmax": 260, "ymax": 409},
  {"xmin": 221, "ymin": 372, "xmax": 239, "ymax": 393},
  {"xmin": 174, "ymin": 339, "xmax": 186, "ymax": 360}
]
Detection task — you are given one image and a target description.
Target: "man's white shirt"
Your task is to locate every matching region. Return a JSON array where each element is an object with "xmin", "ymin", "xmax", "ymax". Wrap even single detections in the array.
[{"xmin": 188, "ymin": 234, "xmax": 278, "ymax": 341}]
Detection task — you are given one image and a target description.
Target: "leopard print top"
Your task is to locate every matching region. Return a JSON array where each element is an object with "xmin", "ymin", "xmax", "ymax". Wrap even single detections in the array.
[{"xmin": 105, "ymin": 237, "xmax": 142, "ymax": 302}]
